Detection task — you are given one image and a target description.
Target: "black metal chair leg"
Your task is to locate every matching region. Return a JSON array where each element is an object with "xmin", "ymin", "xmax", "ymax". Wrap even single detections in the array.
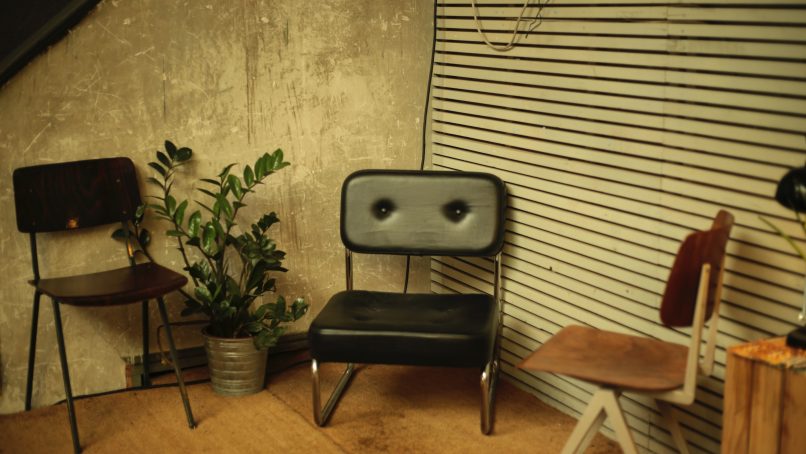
[
  {"xmin": 156, "ymin": 298, "xmax": 196, "ymax": 429},
  {"xmin": 52, "ymin": 300, "xmax": 81, "ymax": 454},
  {"xmin": 24, "ymin": 291, "xmax": 42, "ymax": 411},
  {"xmin": 141, "ymin": 300, "xmax": 151, "ymax": 387}
]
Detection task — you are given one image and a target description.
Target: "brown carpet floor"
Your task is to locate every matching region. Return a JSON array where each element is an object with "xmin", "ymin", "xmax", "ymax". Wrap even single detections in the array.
[{"xmin": 0, "ymin": 363, "xmax": 620, "ymax": 453}]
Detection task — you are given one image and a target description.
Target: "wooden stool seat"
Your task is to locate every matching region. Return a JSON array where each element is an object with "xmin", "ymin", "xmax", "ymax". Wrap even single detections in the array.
[
  {"xmin": 32, "ymin": 262, "xmax": 187, "ymax": 306},
  {"xmin": 519, "ymin": 325, "xmax": 688, "ymax": 392}
]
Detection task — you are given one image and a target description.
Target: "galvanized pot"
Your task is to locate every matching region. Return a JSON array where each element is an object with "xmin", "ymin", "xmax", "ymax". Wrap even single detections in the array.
[{"xmin": 203, "ymin": 328, "xmax": 268, "ymax": 396}]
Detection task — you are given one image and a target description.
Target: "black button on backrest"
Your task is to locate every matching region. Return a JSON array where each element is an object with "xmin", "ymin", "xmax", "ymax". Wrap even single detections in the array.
[
  {"xmin": 443, "ymin": 200, "xmax": 469, "ymax": 222},
  {"xmin": 372, "ymin": 199, "xmax": 395, "ymax": 220}
]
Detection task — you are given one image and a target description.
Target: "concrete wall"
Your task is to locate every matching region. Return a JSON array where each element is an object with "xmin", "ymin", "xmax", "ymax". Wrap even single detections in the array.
[{"xmin": 0, "ymin": 0, "xmax": 433, "ymax": 413}]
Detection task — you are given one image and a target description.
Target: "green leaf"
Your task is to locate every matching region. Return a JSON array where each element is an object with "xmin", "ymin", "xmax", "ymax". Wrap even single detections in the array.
[
  {"xmin": 165, "ymin": 140, "xmax": 178, "ymax": 159},
  {"xmin": 257, "ymin": 212, "xmax": 279, "ymax": 231},
  {"xmin": 197, "ymin": 188, "xmax": 218, "ymax": 200},
  {"xmin": 195, "ymin": 286, "xmax": 213, "ymax": 304},
  {"xmin": 292, "ymin": 297, "xmax": 308, "ymax": 320},
  {"xmin": 157, "ymin": 151, "xmax": 171, "ymax": 169},
  {"xmin": 273, "ymin": 296, "xmax": 287, "ymax": 319},
  {"xmin": 147, "ymin": 203, "xmax": 167, "ymax": 215},
  {"xmin": 146, "ymin": 177, "xmax": 164, "ymax": 189},
  {"xmin": 138, "ymin": 229, "xmax": 151, "ymax": 247},
  {"xmin": 166, "ymin": 195, "xmax": 176, "ymax": 215},
  {"xmin": 218, "ymin": 163, "xmax": 237, "ymax": 180},
  {"xmin": 272, "ymin": 148, "xmax": 284, "ymax": 169},
  {"xmin": 218, "ymin": 195, "xmax": 233, "ymax": 220},
  {"xmin": 200, "ymin": 178, "xmax": 220, "ymax": 186},
  {"xmin": 202, "ymin": 223, "xmax": 217, "ymax": 256},
  {"xmin": 166, "ymin": 230, "xmax": 183, "ymax": 237},
  {"xmin": 135, "ymin": 204, "xmax": 146, "ymax": 224},
  {"xmin": 111, "ymin": 228, "xmax": 128, "ymax": 240},
  {"xmin": 227, "ymin": 174, "xmax": 244, "ymax": 199},
  {"xmin": 254, "ymin": 303, "xmax": 269, "ymax": 320},
  {"xmin": 245, "ymin": 321, "xmax": 263, "ymax": 334},
  {"xmin": 148, "ymin": 162, "xmax": 166, "ymax": 176},
  {"xmin": 243, "ymin": 165, "xmax": 254, "ymax": 186},
  {"xmin": 254, "ymin": 155, "xmax": 266, "ymax": 180},
  {"xmin": 187, "ymin": 211, "xmax": 202, "ymax": 238},
  {"xmin": 176, "ymin": 147, "xmax": 192, "ymax": 161},
  {"xmin": 174, "ymin": 200, "xmax": 188, "ymax": 225}
]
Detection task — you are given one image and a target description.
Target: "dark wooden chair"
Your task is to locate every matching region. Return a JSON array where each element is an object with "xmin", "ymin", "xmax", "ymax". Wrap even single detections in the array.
[
  {"xmin": 518, "ymin": 210, "xmax": 734, "ymax": 454},
  {"xmin": 13, "ymin": 158, "xmax": 195, "ymax": 454},
  {"xmin": 308, "ymin": 169, "xmax": 507, "ymax": 434}
]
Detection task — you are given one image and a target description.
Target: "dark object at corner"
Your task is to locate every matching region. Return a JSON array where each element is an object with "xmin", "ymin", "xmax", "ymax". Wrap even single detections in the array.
[
  {"xmin": 774, "ymin": 164, "xmax": 806, "ymax": 213},
  {"xmin": 786, "ymin": 325, "xmax": 806, "ymax": 349},
  {"xmin": 0, "ymin": 0, "xmax": 101, "ymax": 87}
]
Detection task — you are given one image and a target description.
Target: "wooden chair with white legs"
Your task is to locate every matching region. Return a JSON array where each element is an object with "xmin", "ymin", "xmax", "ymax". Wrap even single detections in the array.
[{"xmin": 518, "ymin": 210, "xmax": 734, "ymax": 454}]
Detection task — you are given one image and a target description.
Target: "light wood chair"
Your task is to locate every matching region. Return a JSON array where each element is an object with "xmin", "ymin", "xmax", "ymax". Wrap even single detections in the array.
[{"xmin": 518, "ymin": 210, "xmax": 734, "ymax": 454}]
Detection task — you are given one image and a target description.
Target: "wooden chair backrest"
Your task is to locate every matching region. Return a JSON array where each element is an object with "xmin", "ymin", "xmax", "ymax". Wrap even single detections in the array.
[
  {"xmin": 13, "ymin": 158, "xmax": 141, "ymax": 233},
  {"xmin": 660, "ymin": 210, "xmax": 734, "ymax": 327}
]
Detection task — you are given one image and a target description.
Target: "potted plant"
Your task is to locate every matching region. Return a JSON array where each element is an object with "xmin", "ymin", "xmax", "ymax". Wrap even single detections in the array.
[{"xmin": 117, "ymin": 140, "xmax": 307, "ymax": 395}]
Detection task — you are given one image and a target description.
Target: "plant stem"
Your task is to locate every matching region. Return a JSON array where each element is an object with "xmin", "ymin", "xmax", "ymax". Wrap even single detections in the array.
[{"xmin": 759, "ymin": 215, "xmax": 806, "ymax": 263}]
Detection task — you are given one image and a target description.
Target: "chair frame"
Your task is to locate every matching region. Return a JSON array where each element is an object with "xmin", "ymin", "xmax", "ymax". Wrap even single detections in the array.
[
  {"xmin": 312, "ymin": 248, "xmax": 504, "ymax": 434},
  {"xmin": 18, "ymin": 160, "xmax": 195, "ymax": 454},
  {"xmin": 561, "ymin": 255, "xmax": 725, "ymax": 454}
]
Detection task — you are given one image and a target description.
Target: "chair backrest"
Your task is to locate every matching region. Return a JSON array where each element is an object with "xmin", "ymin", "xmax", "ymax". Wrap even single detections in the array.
[
  {"xmin": 13, "ymin": 158, "xmax": 141, "ymax": 233},
  {"xmin": 340, "ymin": 170, "xmax": 507, "ymax": 256},
  {"xmin": 660, "ymin": 210, "xmax": 734, "ymax": 327}
]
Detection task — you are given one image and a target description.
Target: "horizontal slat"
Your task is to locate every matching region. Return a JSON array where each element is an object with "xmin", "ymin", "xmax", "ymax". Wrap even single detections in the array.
[
  {"xmin": 436, "ymin": 62, "xmax": 806, "ymax": 120},
  {"xmin": 441, "ymin": 5, "xmax": 806, "ymax": 24},
  {"xmin": 434, "ymin": 86, "xmax": 806, "ymax": 152},
  {"xmin": 432, "ymin": 108, "xmax": 790, "ymax": 181},
  {"xmin": 438, "ymin": 29, "xmax": 806, "ymax": 60},
  {"xmin": 431, "ymin": 148, "xmax": 806, "ymax": 263},
  {"xmin": 437, "ymin": 42, "xmax": 806, "ymax": 79},
  {"xmin": 431, "ymin": 127, "xmax": 798, "ymax": 220},
  {"xmin": 439, "ymin": 17, "xmax": 806, "ymax": 42},
  {"xmin": 432, "ymin": 156, "xmax": 806, "ymax": 310},
  {"xmin": 440, "ymin": 0, "xmax": 806, "ymax": 4}
]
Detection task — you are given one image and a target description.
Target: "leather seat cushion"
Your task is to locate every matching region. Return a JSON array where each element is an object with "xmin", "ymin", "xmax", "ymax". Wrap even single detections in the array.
[{"xmin": 309, "ymin": 290, "xmax": 497, "ymax": 368}]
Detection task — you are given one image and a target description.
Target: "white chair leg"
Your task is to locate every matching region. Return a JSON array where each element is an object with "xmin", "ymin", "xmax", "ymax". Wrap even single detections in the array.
[
  {"xmin": 657, "ymin": 401, "xmax": 690, "ymax": 454},
  {"xmin": 562, "ymin": 388, "xmax": 638, "ymax": 454},
  {"xmin": 601, "ymin": 390, "xmax": 637, "ymax": 454},
  {"xmin": 562, "ymin": 388, "xmax": 608, "ymax": 454}
]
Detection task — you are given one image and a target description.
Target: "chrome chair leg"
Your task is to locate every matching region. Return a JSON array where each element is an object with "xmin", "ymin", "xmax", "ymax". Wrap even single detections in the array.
[
  {"xmin": 156, "ymin": 298, "xmax": 196, "ymax": 429},
  {"xmin": 52, "ymin": 300, "xmax": 81, "ymax": 454},
  {"xmin": 24, "ymin": 291, "xmax": 41, "ymax": 411},
  {"xmin": 312, "ymin": 359, "xmax": 355, "ymax": 426},
  {"xmin": 480, "ymin": 359, "xmax": 498, "ymax": 435}
]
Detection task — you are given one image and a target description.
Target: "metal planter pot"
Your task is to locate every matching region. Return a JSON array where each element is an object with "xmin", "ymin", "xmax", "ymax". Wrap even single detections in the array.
[{"xmin": 203, "ymin": 329, "xmax": 268, "ymax": 396}]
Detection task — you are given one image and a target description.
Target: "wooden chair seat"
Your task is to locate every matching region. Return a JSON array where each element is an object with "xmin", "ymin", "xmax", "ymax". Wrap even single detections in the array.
[
  {"xmin": 519, "ymin": 325, "xmax": 688, "ymax": 392},
  {"xmin": 31, "ymin": 262, "xmax": 188, "ymax": 306}
]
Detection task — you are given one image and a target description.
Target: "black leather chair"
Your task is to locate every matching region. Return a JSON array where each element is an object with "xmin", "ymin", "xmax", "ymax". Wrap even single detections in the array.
[
  {"xmin": 308, "ymin": 169, "xmax": 507, "ymax": 434},
  {"xmin": 13, "ymin": 158, "xmax": 195, "ymax": 453}
]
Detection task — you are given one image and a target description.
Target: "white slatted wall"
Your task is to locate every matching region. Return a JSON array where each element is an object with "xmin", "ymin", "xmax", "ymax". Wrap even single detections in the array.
[{"xmin": 428, "ymin": 1, "xmax": 806, "ymax": 453}]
